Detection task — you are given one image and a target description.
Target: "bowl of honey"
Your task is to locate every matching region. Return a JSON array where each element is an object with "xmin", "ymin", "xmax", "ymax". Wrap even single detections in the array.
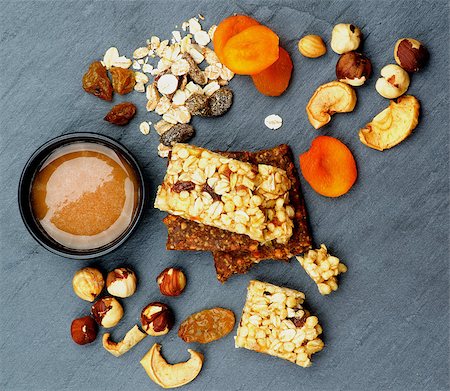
[{"xmin": 19, "ymin": 133, "xmax": 146, "ymax": 259}]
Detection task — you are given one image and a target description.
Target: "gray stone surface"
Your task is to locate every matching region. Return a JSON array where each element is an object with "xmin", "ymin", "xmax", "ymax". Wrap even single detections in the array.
[{"xmin": 0, "ymin": 1, "xmax": 448, "ymax": 390}]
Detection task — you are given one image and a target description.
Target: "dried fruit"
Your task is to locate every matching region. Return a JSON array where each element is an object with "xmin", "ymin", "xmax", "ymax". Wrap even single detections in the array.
[
  {"xmin": 110, "ymin": 67, "xmax": 135, "ymax": 94},
  {"xmin": 82, "ymin": 61, "xmax": 113, "ymax": 101},
  {"xmin": 394, "ymin": 38, "xmax": 429, "ymax": 73},
  {"xmin": 160, "ymin": 124, "xmax": 195, "ymax": 147},
  {"xmin": 172, "ymin": 181, "xmax": 196, "ymax": 193},
  {"xmin": 306, "ymin": 81, "xmax": 357, "ymax": 129},
  {"xmin": 251, "ymin": 47, "xmax": 293, "ymax": 96},
  {"xmin": 182, "ymin": 53, "xmax": 207, "ymax": 85},
  {"xmin": 298, "ymin": 35, "xmax": 327, "ymax": 58},
  {"xmin": 157, "ymin": 267, "xmax": 187, "ymax": 296},
  {"xmin": 178, "ymin": 307, "xmax": 235, "ymax": 344},
  {"xmin": 213, "ymin": 15, "xmax": 260, "ymax": 63},
  {"xmin": 141, "ymin": 302, "xmax": 174, "ymax": 336},
  {"xmin": 336, "ymin": 51, "xmax": 372, "ymax": 87},
  {"xmin": 103, "ymin": 325, "xmax": 147, "ymax": 357},
  {"xmin": 359, "ymin": 95, "xmax": 420, "ymax": 151},
  {"xmin": 208, "ymin": 87, "xmax": 233, "ymax": 116},
  {"xmin": 222, "ymin": 25, "xmax": 280, "ymax": 75},
  {"xmin": 104, "ymin": 102, "xmax": 137, "ymax": 126},
  {"xmin": 185, "ymin": 94, "xmax": 210, "ymax": 116},
  {"xmin": 375, "ymin": 64, "xmax": 410, "ymax": 99},
  {"xmin": 71, "ymin": 316, "xmax": 98, "ymax": 345},
  {"xmin": 300, "ymin": 136, "xmax": 357, "ymax": 197}
]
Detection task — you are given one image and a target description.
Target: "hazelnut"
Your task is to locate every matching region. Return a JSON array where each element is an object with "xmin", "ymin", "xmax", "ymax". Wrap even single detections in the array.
[
  {"xmin": 91, "ymin": 296, "xmax": 124, "ymax": 328},
  {"xmin": 375, "ymin": 64, "xmax": 410, "ymax": 99},
  {"xmin": 106, "ymin": 267, "xmax": 137, "ymax": 298},
  {"xmin": 336, "ymin": 51, "xmax": 372, "ymax": 86},
  {"xmin": 157, "ymin": 267, "xmax": 186, "ymax": 297},
  {"xmin": 141, "ymin": 302, "xmax": 174, "ymax": 336},
  {"xmin": 298, "ymin": 35, "xmax": 327, "ymax": 58},
  {"xmin": 71, "ymin": 316, "xmax": 97, "ymax": 345},
  {"xmin": 331, "ymin": 23, "xmax": 362, "ymax": 54},
  {"xmin": 394, "ymin": 38, "xmax": 429, "ymax": 73},
  {"xmin": 72, "ymin": 267, "xmax": 104, "ymax": 302}
]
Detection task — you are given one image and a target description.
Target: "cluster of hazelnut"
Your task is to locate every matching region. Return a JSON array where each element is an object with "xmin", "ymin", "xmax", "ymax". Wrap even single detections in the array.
[{"xmin": 70, "ymin": 266, "xmax": 186, "ymax": 346}]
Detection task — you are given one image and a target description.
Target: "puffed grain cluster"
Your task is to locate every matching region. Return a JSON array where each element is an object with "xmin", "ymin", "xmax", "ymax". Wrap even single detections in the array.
[
  {"xmin": 297, "ymin": 244, "xmax": 347, "ymax": 295},
  {"xmin": 154, "ymin": 144, "xmax": 294, "ymax": 244},
  {"xmin": 235, "ymin": 281, "xmax": 324, "ymax": 368}
]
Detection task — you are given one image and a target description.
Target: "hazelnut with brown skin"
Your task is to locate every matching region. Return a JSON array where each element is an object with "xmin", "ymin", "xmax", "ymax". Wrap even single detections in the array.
[
  {"xmin": 394, "ymin": 38, "xmax": 429, "ymax": 73},
  {"xmin": 157, "ymin": 268, "xmax": 186, "ymax": 297},
  {"xmin": 91, "ymin": 296, "xmax": 124, "ymax": 328},
  {"xmin": 336, "ymin": 51, "xmax": 372, "ymax": 87},
  {"xmin": 71, "ymin": 316, "xmax": 98, "ymax": 345},
  {"xmin": 72, "ymin": 267, "xmax": 104, "ymax": 302},
  {"xmin": 141, "ymin": 302, "xmax": 174, "ymax": 336},
  {"xmin": 106, "ymin": 267, "xmax": 137, "ymax": 298}
]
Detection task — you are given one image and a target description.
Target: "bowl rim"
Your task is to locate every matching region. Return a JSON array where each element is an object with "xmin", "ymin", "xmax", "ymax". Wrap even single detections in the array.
[{"xmin": 18, "ymin": 132, "xmax": 146, "ymax": 259}]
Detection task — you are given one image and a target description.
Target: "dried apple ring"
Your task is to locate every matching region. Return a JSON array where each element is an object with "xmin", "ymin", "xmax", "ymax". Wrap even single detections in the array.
[
  {"xmin": 300, "ymin": 136, "xmax": 357, "ymax": 197},
  {"xmin": 222, "ymin": 25, "xmax": 280, "ymax": 75},
  {"xmin": 251, "ymin": 47, "xmax": 293, "ymax": 96},
  {"xmin": 213, "ymin": 15, "xmax": 260, "ymax": 63}
]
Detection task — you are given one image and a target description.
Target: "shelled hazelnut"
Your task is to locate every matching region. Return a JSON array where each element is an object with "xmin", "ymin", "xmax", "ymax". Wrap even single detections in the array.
[
  {"xmin": 336, "ymin": 51, "xmax": 372, "ymax": 86},
  {"xmin": 72, "ymin": 267, "xmax": 104, "ymax": 302},
  {"xmin": 157, "ymin": 268, "xmax": 186, "ymax": 297},
  {"xmin": 394, "ymin": 38, "xmax": 429, "ymax": 73},
  {"xmin": 141, "ymin": 302, "xmax": 174, "ymax": 336},
  {"xmin": 106, "ymin": 267, "xmax": 137, "ymax": 298},
  {"xmin": 331, "ymin": 23, "xmax": 362, "ymax": 54},
  {"xmin": 298, "ymin": 35, "xmax": 327, "ymax": 58},
  {"xmin": 375, "ymin": 64, "xmax": 410, "ymax": 99},
  {"xmin": 91, "ymin": 296, "xmax": 124, "ymax": 328},
  {"xmin": 71, "ymin": 316, "xmax": 98, "ymax": 345}
]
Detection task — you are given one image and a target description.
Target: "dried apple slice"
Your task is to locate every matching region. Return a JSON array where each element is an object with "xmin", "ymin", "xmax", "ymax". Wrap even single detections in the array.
[
  {"xmin": 306, "ymin": 81, "xmax": 357, "ymax": 129},
  {"xmin": 140, "ymin": 343, "xmax": 203, "ymax": 389},
  {"xmin": 359, "ymin": 95, "xmax": 420, "ymax": 151},
  {"xmin": 102, "ymin": 325, "xmax": 146, "ymax": 357}
]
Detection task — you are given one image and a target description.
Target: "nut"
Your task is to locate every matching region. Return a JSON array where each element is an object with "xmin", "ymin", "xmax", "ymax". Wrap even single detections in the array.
[
  {"xmin": 335, "ymin": 51, "xmax": 372, "ymax": 86},
  {"xmin": 394, "ymin": 38, "xmax": 429, "ymax": 73},
  {"xmin": 359, "ymin": 95, "xmax": 420, "ymax": 151},
  {"xmin": 141, "ymin": 302, "xmax": 174, "ymax": 336},
  {"xmin": 375, "ymin": 64, "xmax": 410, "ymax": 99},
  {"xmin": 72, "ymin": 267, "xmax": 104, "ymax": 302},
  {"xmin": 298, "ymin": 35, "xmax": 327, "ymax": 58},
  {"xmin": 106, "ymin": 267, "xmax": 137, "ymax": 298},
  {"xmin": 157, "ymin": 267, "xmax": 186, "ymax": 296},
  {"xmin": 306, "ymin": 81, "xmax": 357, "ymax": 129},
  {"xmin": 330, "ymin": 23, "xmax": 362, "ymax": 54},
  {"xmin": 71, "ymin": 316, "xmax": 98, "ymax": 345},
  {"xmin": 91, "ymin": 296, "xmax": 124, "ymax": 328}
]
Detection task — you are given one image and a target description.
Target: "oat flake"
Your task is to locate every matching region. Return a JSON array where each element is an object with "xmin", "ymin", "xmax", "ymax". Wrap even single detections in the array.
[{"xmin": 264, "ymin": 114, "xmax": 283, "ymax": 130}]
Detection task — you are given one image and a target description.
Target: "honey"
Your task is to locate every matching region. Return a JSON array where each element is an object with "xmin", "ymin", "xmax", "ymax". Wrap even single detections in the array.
[{"xmin": 30, "ymin": 142, "xmax": 140, "ymax": 250}]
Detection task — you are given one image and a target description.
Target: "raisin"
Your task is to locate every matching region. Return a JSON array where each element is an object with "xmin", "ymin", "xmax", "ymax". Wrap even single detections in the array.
[
  {"xmin": 104, "ymin": 102, "xmax": 136, "ymax": 125},
  {"xmin": 202, "ymin": 184, "xmax": 220, "ymax": 201},
  {"xmin": 183, "ymin": 53, "xmax": 207, "ymax": 86},
  {"xmin": 110, "ymin": 67, "xmax": 135, "ymax": 95},
  {"xmin": 185, "ymin": 94, "xmax": 211, "ymax": 116},
  {"xmin": 209, "ymin": 87, "xmax": 233, "ymax": 116},
  {"xmin": 178, "ymin": 308, "xmax": 235, "ymax": 344},
  {"xmin": 82, "ymin": 61, "xmax": 113, "ymax": 101},
  {"xmin": 160, "ymin": 124, "xmax": 195, "ymax": 147},
  {"xmin": 172, "ymin": 181, "xmax": 195, "ymax": 193}
]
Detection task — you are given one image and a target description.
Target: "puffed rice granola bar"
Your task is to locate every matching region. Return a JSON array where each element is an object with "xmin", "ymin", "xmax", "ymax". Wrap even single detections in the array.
[
  {"xmin": 154, "ymin": 144, "xmax": 294, "ymax": 244},
  {"xmin": 235, "ymin": 280, "xmax": 324, "ymax": 367},
  {"xmin": 296, "ymin": 244, "xmax": 347, "ymax": 295}
]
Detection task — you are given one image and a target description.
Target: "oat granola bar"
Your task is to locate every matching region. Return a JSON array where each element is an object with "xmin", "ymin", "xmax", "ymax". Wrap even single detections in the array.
[
  {"xmin": 235, "ymin": 280, "xmax": 324, "ymax": 368},
  {"xmin": 155, "ymin": 144, "xmax": 295, "ymax": 244}
]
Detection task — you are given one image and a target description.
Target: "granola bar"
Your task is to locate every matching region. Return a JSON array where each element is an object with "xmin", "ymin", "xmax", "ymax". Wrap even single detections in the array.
[
  {"xmin": 296, "ymin": 244, "xmax": 347, "ymax": 295},
  {"xmin": 155, "ymin": 144, "xmax": 294, "ymax": 244},
  {"xmin": 235, "ymin": 280, "xmax": 324, "ymax": 368}
]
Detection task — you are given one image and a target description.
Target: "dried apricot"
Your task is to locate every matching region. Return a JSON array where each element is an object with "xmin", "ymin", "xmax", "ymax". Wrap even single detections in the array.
[
  {"xmin": 213, "ymin": 15, "xmax": 260, "ymax": 63},
  {"xmin": 300, "ymin": 136, "xmax": 357, "ymax": 197},
  {"xmin": 104, "ymin": 102, "xmax": 136, "ymax": 125},
  {"xmin": 110, "ymin": 67, "xmax": 135, "ymax": 95},
  {"xmin": 82, "ymin": 61, "xmax": 113, "ymax": 101},
  {"xmin": 178, "ymin": 308, "xmax": 235, "ymax": 344},
  {"xmin": 222, "ymin": 25, "xmax": 280, "ymax": 75},
  {"xmin": 251, "ymin": 47, "xmax": 293, "ymax": 96}
]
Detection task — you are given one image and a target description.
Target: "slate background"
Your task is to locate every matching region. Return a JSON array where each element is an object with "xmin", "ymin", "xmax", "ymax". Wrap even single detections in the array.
[{"xmin": 0, "ymin": 1, "xmax": 448, "ymax": 390}]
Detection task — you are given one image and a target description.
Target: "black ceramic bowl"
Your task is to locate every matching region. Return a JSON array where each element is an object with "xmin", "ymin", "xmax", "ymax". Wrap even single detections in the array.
[{"xmin": 18, "ymin": 133, "xmax": 146, "ymax": 259}]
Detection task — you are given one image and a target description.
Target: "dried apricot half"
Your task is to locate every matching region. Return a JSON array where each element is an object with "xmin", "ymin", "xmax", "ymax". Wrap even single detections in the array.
[
  {"xmin": 251, "ymin": 47, "xmax": 293, "ymax": 96},
  {"xmin": 300, "ymin": 136, "xmax": 357, "ymax": 197},
  {"xmin": 213, "ymin": 15, "xmax": 260, "ymax": 63},
  {"xmin": 222, "ymin": 25, "xmax": 280, "ymax": 75}
]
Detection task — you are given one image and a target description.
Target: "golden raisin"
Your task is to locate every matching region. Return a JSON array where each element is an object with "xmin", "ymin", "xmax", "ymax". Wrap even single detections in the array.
[
  {"xmin": 110, "ymin": 67, "xmax": 136, "ymax": 95},
  {"xmin": 104, "ymin": 102, "xmax": 136, "ymax": 126},
  {"xmin": 82, "ymin": 61, "xmax": 113, "ymax": 101}
]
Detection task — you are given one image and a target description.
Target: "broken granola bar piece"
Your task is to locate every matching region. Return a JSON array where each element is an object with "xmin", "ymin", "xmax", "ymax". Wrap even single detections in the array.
[{"xmin": 235, "ymin": 280, "xmax": 324, "ymax": 367}]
